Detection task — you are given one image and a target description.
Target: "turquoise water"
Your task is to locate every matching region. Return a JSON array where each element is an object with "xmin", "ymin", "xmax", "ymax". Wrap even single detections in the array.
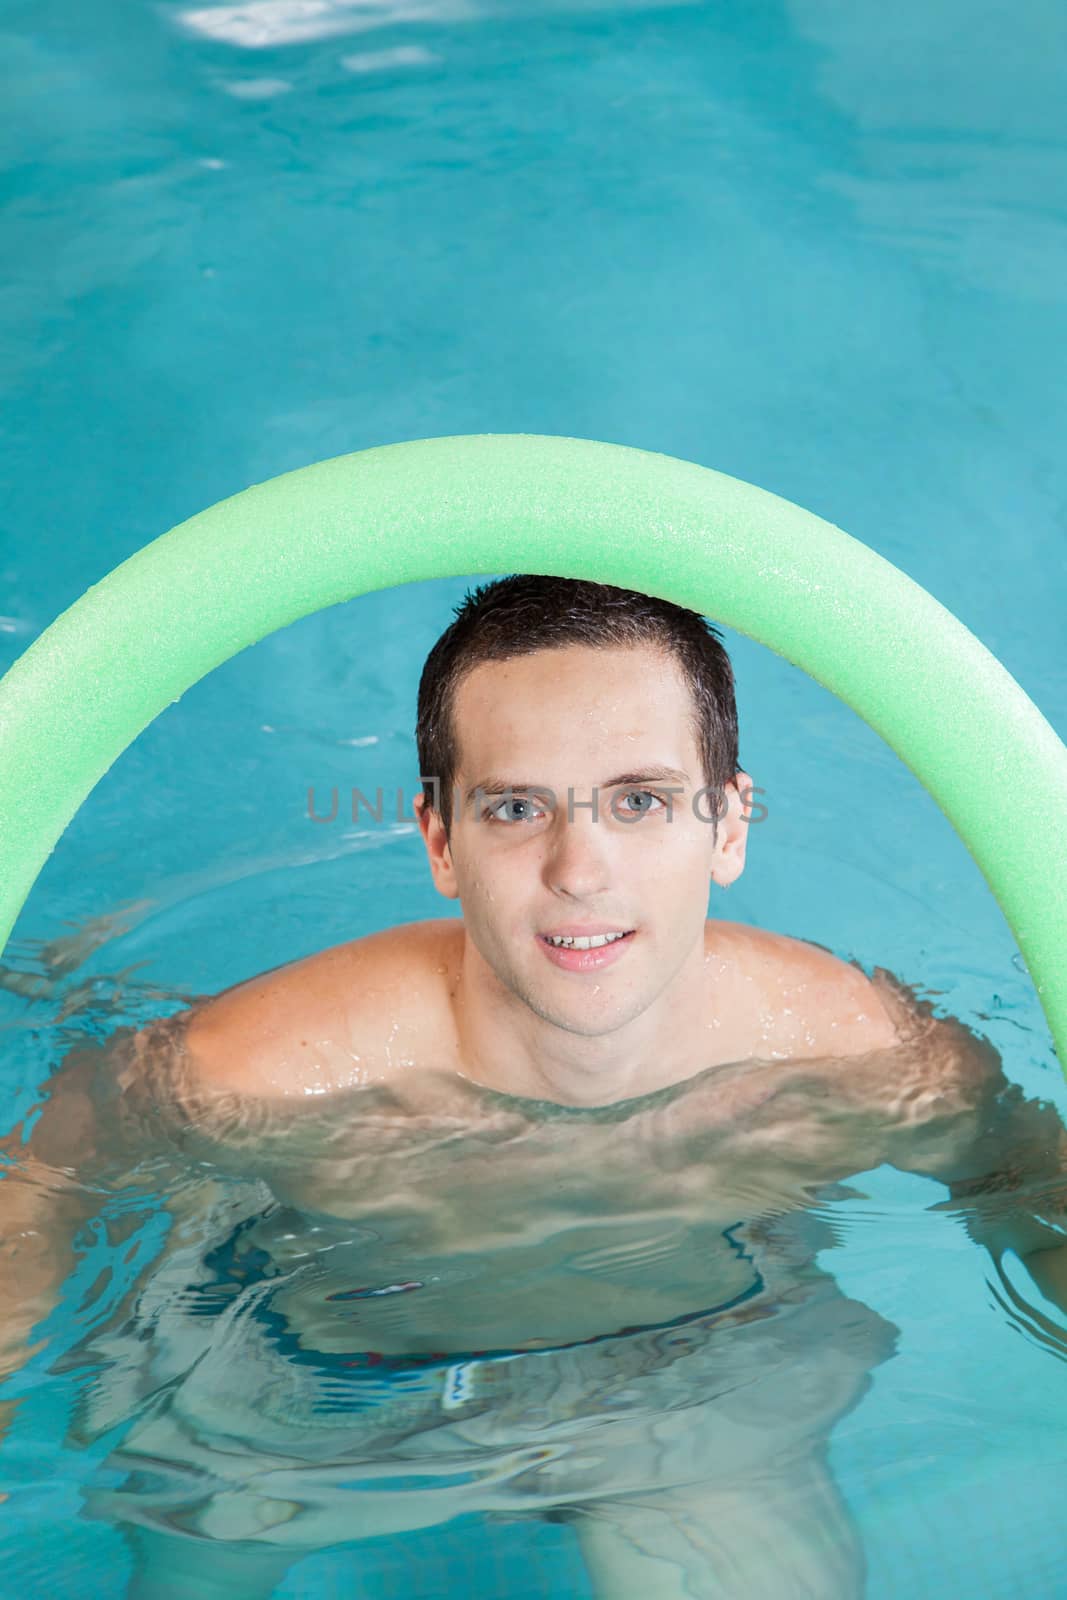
[{"xmin": 2, "ymin": 0, "xmax": 1067, "ymax": 1594}]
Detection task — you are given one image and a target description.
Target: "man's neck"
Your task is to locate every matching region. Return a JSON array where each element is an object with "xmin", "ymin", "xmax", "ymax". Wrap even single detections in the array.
[{"xmin": 448, "ymin": 931, "xmax": 715, "ymax": 1108}]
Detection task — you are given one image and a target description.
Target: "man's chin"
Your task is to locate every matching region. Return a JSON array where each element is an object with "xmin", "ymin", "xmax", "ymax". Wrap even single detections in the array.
[{"xmin": 523, "ymin": 990, "xmax": 642, "ymax": 1038}]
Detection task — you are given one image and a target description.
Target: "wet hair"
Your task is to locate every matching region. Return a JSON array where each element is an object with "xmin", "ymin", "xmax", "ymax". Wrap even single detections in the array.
[{"xmin": 416, "ymin": 575, "xmax": 742, "ymax": 840}]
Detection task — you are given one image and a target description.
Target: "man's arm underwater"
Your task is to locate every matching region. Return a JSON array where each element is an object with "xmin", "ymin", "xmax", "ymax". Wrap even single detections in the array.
[
  {"xmin": 731, "ymin": 972, "xmax": 1067, "ymax": 1339},
  {"xmin": 884, "ymin": 1016, "xmax": 1067, "ymax": 1347},
  {"xmin": 0, "ymin": 1016, "xmax": 276, "ymax": 1447},
  {"xmin": 0, "ymin": 1042, "xmax": 120, "ymax": 1447}
]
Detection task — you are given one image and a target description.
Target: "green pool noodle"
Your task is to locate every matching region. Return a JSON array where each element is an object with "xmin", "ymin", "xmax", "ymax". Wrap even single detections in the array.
[{"xmin": 0, "ymin": 434, "xmax": 1063, "ymax": 1069}]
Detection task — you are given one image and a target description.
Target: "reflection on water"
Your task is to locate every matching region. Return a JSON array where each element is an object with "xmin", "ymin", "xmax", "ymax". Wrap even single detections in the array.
[
  {"xmin": 178, "ymin": 0, "xmax": 477, "ymax": 52},
  {"xmin": 176, "ymin": 0, "xmax": 704, "ymax": 51}
]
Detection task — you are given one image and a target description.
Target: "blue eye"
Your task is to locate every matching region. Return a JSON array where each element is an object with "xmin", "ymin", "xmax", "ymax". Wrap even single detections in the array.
[
  {"xmin": 486, "ymin": 795, "xmax": 545, "ymax": 824},
  {"xmin": 617, "ymin": 790, "xmax": 668, "ymax": 816}
]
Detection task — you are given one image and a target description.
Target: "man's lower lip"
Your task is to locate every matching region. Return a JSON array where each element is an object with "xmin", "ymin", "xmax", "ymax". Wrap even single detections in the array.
[{"xmin": 536, "ymin": 931, "xmax": 636, "ymax": 971}]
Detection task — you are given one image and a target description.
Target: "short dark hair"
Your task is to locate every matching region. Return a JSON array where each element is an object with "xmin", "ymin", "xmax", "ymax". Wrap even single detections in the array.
[{"xmin": 416, "ymin": 575, "xmax": 742, "ymax": 839}]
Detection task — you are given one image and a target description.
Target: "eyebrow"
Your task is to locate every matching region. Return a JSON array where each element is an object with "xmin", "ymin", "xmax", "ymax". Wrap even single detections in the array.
[{"xmin": 464, "ymin": 766, "xmax": 691, "ymax": 802}]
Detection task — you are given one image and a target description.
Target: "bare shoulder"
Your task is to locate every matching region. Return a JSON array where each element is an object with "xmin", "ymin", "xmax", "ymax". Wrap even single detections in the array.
[
  {"xmin": 701, "ymin": 923, "xmax": 1041, "ymax": 1188},
  {"xmin": 712, "ymin": 921, "xmax": 909, "ymax": 1060},
  {"xmin": 180, "ymin": 918, "xmax": 462, "ymax": 1099},
  {"xmin": 729, "ymin": 923, "xmax": 1012, "ymax": 1122}
]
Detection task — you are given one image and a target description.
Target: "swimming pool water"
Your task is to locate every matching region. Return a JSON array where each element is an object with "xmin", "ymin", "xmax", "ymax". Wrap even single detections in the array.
[{"xmin": 2, "ymin": 0, "xmax": 1066, "ymax": 1594}]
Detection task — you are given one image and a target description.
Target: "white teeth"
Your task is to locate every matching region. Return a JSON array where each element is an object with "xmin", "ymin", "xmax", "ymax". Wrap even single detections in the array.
[{"xmin": 545, "ymin": 932, "xmax": 629, "ymax": 949}]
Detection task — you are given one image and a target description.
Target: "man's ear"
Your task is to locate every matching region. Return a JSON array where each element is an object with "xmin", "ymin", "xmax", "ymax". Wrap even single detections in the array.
[
  {"xmin": 710, "ymin": 769, "xmax": 754, "ymax": 889},
  {"xmin": 414, "ymin": 792, "xmax": 460, "ymax": 902}
]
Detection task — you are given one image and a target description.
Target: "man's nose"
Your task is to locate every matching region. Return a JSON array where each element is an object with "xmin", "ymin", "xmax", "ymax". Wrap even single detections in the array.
[{"xmin": 543, "ymin": 807, "xmax": 612, "ymax": 898}]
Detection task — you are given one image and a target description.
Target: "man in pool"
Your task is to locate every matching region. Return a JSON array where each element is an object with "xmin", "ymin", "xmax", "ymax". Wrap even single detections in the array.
[{"xmin": 4, "ymin": 576, "xmax": 1067, "ymax": 1598}]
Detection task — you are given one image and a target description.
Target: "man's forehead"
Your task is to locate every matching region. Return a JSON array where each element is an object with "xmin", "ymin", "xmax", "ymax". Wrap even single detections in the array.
[{"xmin": 451, "ymin": 646, "xmax": 699, "ymax": 777}]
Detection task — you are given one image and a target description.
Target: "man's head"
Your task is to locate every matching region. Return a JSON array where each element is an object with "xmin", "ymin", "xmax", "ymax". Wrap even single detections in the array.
[{"xmin": 413, "ymin": 576, "xmax": 752, "ymax": 1039}]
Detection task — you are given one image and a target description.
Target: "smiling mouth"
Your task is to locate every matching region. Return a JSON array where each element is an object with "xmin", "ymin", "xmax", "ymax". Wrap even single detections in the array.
[{"xmin": 536, "ymin": 929, "xmax": 637, "ymax": 970}]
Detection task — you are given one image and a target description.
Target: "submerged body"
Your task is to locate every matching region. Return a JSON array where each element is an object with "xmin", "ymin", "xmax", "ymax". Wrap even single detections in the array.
[
  {"xmin": 5, "ymin": 917, "xmax": 1066, "ymax": 1600},
  {"xmin": 53, "ymin": 917, "xmax": 1029, "ymax": 1598}
]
